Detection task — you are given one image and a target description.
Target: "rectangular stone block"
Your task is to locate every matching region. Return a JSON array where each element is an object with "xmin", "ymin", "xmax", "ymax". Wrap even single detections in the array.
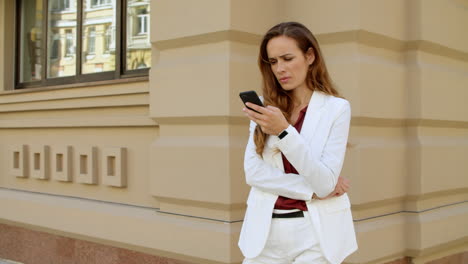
[
  {"xmin": 75, "ymin": 146, "xmax": 97, "ymax": 185},
  {"xmin": 283, "ymin": 0, "xmax": 360, "ymax": 34},
  {"xmin": 152, "ymin": 0, "xmax": 229, "ymax": 42},
  {"xmin": 418, "ymin": 0, "xmax": 468, "ymax": 53},
  {"xmin": 30, "ymin": 145, "xmax": 50, "ymax": 180},
  {"xmin": 102, "ymin": 147, "xmax": 127, "ymax": 188},
  {"xmin": 150, "ymin": 42, "xmax": 230, "ymax": 117},
  {"xmin": 52, "ymin": 146, "xmax": 72, "ymax": 182},
  {"xmin": 9, "ymin": 144, "xmax": 28, "ymax": 178},
  {"xmin": 150, "ymin": 132, "xmax": 230, "ymax": 204}
]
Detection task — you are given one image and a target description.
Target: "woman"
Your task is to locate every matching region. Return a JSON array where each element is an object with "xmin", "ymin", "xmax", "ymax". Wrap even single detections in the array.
[{"xmin": 238, "ymin": 22, "xmax": 357, "ymax": 264}]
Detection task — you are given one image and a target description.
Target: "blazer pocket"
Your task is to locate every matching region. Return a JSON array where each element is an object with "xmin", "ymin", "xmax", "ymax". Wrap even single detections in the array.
[{"xmin": 325, "ymin": 195, "xmax": 351, "ymax": 213}]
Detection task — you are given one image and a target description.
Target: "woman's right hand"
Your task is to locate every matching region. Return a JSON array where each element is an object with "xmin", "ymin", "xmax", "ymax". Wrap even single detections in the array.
[
  {"xmin": 243, "ymin": 103, "xmax": 289, "ymax": 136},
  {"xmin": 312, "ymin": 176, "xmax": 350, "ymax": 200}
]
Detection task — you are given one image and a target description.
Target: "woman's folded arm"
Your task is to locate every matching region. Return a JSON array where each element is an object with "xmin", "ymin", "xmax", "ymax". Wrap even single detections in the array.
[
  {"xmin": 244, "ymin": 121, "xmax": 314, "ymax": 200},
  {"xmin": 276, "ymin": 101, "xmax": 351, "ymax": 198}
]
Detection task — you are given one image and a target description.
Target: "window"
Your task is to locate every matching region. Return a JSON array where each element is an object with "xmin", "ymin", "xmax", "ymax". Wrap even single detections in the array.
[
  {"xmin": 65, "ymin": 29, "xmax": 75, "ymax": 56},
  {"xmin": 91, "ymin": 0, "xmax": 111, "ymax": 8},
  {"xmin": 126, "ymin": 1, "xmax": 151, "ymax": 71},
  {"xmin": 16, "ymin": 0, "xmax": 151, "ymax": 89},
  {"xmin": 104, "ymin": 25, "xmax": 115, "ymax": 53},
  {"xmin": 137, "ymin": 12, "xmax": 149, "ymax": 35},
  {"xmin": 50, "ymin": 33, "xmax": 60, "ymax": 59},
  {"xmin": 63, "ymin": 0, "xmax": 71, "ymax": 10},
  {"xmin": 87, "ymin": 27, "xmax": 96, "ymax": 54},
  {"xmin": 52, "ymin": 0, "xmax": 73, "ymax": 11}
]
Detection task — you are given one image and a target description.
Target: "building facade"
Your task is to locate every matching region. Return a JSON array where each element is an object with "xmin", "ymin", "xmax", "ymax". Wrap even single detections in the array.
[{"xmin": 0, "ymin": 0, "xmax": 467, "ymax": 263}]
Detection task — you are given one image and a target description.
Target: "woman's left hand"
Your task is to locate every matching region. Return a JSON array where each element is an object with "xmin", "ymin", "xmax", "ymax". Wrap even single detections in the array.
[
  {"xmin": 332, "ymin": 176, "xmax": 350, "ymax": 197},
  {"xmin": 243, "ymin": 103, "xmax": 289, "ymax": 135},
  {"xmin": 313, "ymin": 177, "xmax": 350, "ymax": 200}
]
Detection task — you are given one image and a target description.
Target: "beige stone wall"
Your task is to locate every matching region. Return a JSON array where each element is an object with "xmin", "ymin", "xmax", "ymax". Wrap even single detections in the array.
[{"xmin": 0, "ymin": 0, "xmax": 467, "ymax": 264}]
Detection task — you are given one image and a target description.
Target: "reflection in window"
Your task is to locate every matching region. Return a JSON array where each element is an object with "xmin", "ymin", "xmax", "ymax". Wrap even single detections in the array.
[
  {"xmin": 17, "ymin": 0, "xmax": 150, "ymax": 87},
  {"xmin": 50, "ymin": 33, "xmax": 60, "ymax": 59},
  {"xmin": 51, "ymin": 0, "xmax": 72, "ymax": 11},
  {"xmin": 47, "ymin": 0, "xmax": 76, "ymax": 78},
  {"xmin": 87, "ymin": 27, "xmax": 96, "ymax": 54},
  {"xmin": 65, "ymin": 29, "xmax": 75, "ymax": 56},
  {"xmin": 91, "ymin": 0, "xmax": 111, "ymax": 8},
  {"xmin": 127, "ymin": 0, "xmax": 151, "ymax": 71},
  {"xmin": 82, "ymin": 0, "xmax": 116, "ymax": 74},
  {"xmin": 94, "ymin": 63, "xmax": 104, "ymax": 72},
  {"xmin": 137, "ymin": 12, "xmax": 148, "ymax": 35},
  {"xmin": 104, "ymin": 25, "xmax": 115, "ymax": 53},
  {"xmin": 63, "ymin": 0, "xmax": 71, "ymax": 10},
  {"xmin": 19, "ymin": 0, "xmax": 43, "ymax": 82}
]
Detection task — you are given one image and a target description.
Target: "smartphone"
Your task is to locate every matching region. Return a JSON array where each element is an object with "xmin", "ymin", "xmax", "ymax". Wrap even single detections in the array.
[{"xmin": 239, "ymin": 90, "xmax": 264, "ymax": 114}]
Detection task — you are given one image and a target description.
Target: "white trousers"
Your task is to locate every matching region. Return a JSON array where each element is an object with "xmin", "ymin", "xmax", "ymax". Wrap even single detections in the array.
[{"xmin": 242, "ymin": 212, "xmax": 329, "ymax": 264}]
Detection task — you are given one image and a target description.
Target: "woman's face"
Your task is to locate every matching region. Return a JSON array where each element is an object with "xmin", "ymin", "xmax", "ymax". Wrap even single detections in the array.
[{"xmin": 266, "ymin": 35, "xmax": 314, "ymax": 92}]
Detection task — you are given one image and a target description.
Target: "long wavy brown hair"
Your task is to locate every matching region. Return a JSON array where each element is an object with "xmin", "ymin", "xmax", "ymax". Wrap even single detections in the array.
[{"xmin": 254, "ymin": 22, "xmax": 342, "ymax": 156}]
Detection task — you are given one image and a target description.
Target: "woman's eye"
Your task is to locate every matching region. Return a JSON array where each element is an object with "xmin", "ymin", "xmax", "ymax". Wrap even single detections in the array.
[
  {"xmin": 284, "ymin": 57, "xmax": 293, "ymax": 61},
  {"xmin": 269, "ymin": 60, "xmax": 277, "ymax": 65}
]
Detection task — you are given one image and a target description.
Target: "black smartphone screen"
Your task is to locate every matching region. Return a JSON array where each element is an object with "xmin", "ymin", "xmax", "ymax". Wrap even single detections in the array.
[{"xmin": 239, "ymin": 90, "xmax": 264, "ymax": 114}]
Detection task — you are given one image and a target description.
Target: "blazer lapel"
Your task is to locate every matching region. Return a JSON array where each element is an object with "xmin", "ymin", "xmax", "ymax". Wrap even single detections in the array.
[
  {"xmin": 301, "ymin": 91, "xmax": 327, "ymax": 142},
  {"xmin": 269, "ymin": 91, "xmax": 327, "ymax": 169}
]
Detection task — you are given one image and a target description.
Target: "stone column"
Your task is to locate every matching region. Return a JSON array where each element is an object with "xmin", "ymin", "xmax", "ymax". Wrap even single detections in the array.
[{"xmin": 149, "ymin": 0, "xmax": 282, "ymax": 262}]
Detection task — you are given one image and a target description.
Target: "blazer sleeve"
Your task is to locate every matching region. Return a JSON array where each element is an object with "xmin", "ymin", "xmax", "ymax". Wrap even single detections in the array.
[
  {"xmin": 244, "ymin": 120, "xmax": 313, "ymax": 201},
  {"xmin": 276, "ymin": 100, "xmax": 351, "ymax": 198}
]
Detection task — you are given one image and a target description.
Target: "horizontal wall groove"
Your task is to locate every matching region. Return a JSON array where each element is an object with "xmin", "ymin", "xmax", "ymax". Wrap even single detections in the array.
[
  {"xmin": 0, "ymin": 187, "xmax": 159, "ymax": 211},
  {"xmin": 0, "ymin": 188, "xmax": 242, "ymax": 224},
  {"xmin": 0, "ymin": 190, "xmax": 466, "ymax": 224},
  {"xmin": 0, "ymin": 90, "xmax": 149, "ymax": 106},
  {"xmin": 5, "ymin": 115, "xmax": 467, "ymax": 128},
  {"xmin": 0, "ymin": 103, "xmax": 149, "ymax": 114},
  {"xmin": 0, "ymin": 116, "xmax": 158, "ymax": 128},
  {"xmin": 351, "ymin": 117, "xmax": 468, "ymax": 128},
  {"xmin": 0, "ymin": 93, "xmax": 149, "ymax": 113},
  {"xmin": 153, "ymin": 29, "xmax": 468, "ymax": 63},
  {"xmin": 0, "ymin": 76, "xmax": 149, "ymax": 96},
  {"xmin": 352, "ymin": 188, "xmax": 468, "ymax": 210},
  {"xmin": 318, "ymin": 30, "xmax": 468, "ymax": 62},
  {"xmin": 353, "ymin": 200, "xmax": 468, "ymax": 222},
  {"xmin": 153, "ymin": 30, "xmax": 262, "ymax": 50},
  {"xmin": 156, "ymin": 210, "xmax": 243, "ymax": 224},
  {"xmin": 154, "ymin": 116, "xmax": 248, "ymax": 125}
]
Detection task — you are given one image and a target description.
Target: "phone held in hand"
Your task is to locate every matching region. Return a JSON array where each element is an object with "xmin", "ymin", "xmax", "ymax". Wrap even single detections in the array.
[{"xmin": 239, "ymin": 90, "xmax": 264, "ymax": 114}]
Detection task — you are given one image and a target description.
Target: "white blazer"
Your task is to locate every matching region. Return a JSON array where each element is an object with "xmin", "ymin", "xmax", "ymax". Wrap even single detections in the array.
[{"xmin": 238, "ymin": 91, "xmax": 357, "ymax": 264}]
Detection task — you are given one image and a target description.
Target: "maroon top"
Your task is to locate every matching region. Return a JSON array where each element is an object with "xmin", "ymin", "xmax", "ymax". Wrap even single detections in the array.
[{"xmin": 274, "ymin": 105, "xmax": 309, "ymax": 211}]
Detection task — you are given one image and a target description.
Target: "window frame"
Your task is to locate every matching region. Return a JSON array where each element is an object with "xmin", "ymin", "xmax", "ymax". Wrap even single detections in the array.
[{"xmin": 15, "ymin": 0, "xmax": 149, "ymax": 90}]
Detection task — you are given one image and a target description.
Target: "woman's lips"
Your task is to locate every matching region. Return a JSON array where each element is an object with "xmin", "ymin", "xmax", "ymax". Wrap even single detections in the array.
[{"xmin": 279, "ymin": 77, "xmax": 290, "ymax": 83}]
